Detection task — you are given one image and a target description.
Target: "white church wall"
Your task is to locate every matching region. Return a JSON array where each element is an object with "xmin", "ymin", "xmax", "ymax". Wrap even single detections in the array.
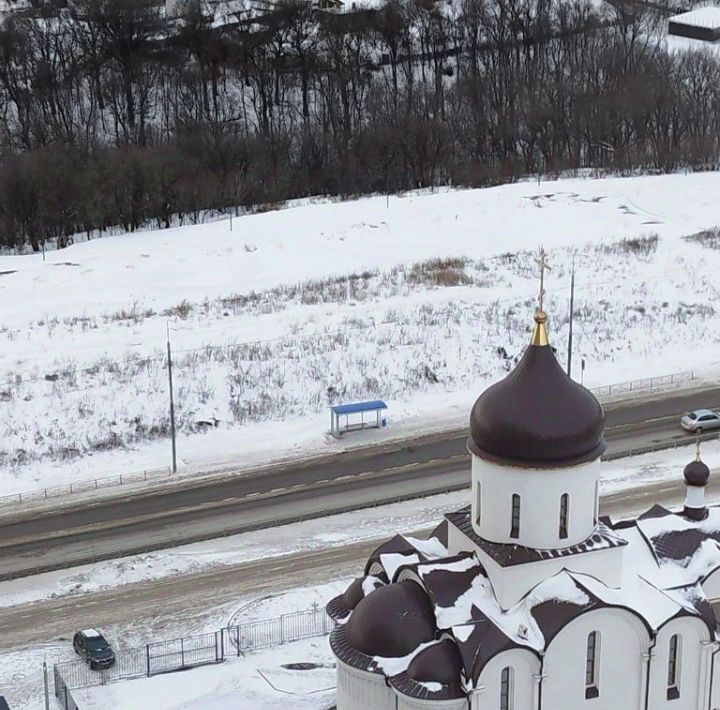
[
  {"xmin": 647, "ymin": 617, "xmax": 713, "ymax": 710},
  {"xmin": 473, "ymin": 648, "xmax": 540, "ymax": 709},
  {"xmin": 470, "ymin": 455, "xmax": 600, "ymax": 550},
  {"xmin": 395, "ymin": 693, "xmax": 466, "ymax": 710},
  {"xmin": 542, "ymin": 608, "xmax": 650, "ymax": 710},
  {"xmin": 473, "ymin": 543, "xmax": 624, "ymax": 609},
  {"xmin": 337, "ymin": 659, "xmax": 396, "ymax": 710}
]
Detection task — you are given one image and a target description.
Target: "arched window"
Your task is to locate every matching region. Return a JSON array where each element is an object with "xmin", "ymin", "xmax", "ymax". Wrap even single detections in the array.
[
  {"xmin": 510, "ymin": 494, "xmax": 521, "ymax": 539},
  {"xmin": 475, "ymin": 482, "xmax": 481, "ymax": 526},
  {"xmin": 667, "ymin": 634, "xmax": 681, "ymax": 700},
  {"xmin": 594, "ymin": 479, "xmax": 599, "ymax": 526},
  {"xmin": 585, "ymin": 631, "xmax": 600, "ymax": 698},
  {"xmin": 500, "ymin": 666, "xmax": 513, "ymax": 710},
  {"xmin": 559, "ymin": 493, "xmax": 569, "ymax": 540}
]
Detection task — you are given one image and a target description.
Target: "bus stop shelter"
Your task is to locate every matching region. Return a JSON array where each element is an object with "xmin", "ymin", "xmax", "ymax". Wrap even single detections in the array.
[{"xmin": 330, "ymin": 400, "xmax": 388, "ymax": 437}]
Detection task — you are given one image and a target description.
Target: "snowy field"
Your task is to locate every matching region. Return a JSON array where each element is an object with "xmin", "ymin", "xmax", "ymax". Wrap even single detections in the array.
[{"xmin": 1, "ymin": 172, "xmax": 720, "ymax": 493}]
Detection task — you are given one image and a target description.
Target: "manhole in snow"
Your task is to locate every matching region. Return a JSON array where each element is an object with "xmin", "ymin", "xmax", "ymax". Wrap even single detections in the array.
[{"xmin": 282, "ymin": 662, "xmax": 323, "ymax": 671}]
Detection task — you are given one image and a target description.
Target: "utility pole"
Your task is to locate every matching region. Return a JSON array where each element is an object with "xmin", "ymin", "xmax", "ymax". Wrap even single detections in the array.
[
  {"xmin": 567, "ymin": 257, "xmax": 575, "ymax": 378},
  {"xmin": 167, "ymin": 323, "xmax": 177, "ymax": 473},
  {"xmin": 43, "ymin": 660, "xmax": 50, "ymax": 710}
]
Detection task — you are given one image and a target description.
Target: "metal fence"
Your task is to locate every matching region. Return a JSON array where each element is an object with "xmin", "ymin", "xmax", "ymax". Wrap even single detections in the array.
[
  {"xmin": 591, "ymin": 370, "xmax": 694, "ymax": 398},
  {"xmin": 0, "ymin": 466, "xmax": 171, "ymax": 507},
  {"xmin": 227, "ymin": 606, "xmax": 334, "ymax": 655},
  {"xmin": 54, "ymin": 607, "xmax": 334, "ymax": 697},
  {"xmin": 54, "ymin": 665, "xmax": 81, "ymax": 710}
]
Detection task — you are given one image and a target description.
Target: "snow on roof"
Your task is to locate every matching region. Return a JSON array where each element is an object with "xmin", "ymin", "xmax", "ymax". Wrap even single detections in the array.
[
  {"xmin": 416, "ymin": 555, "xmax": 478, "ymax": 577},
  {"xmin": 372, "ymin": 639, "xmax": 440, "ymax": 677},
  {"xmin": 81, "ymin": 628, "xmax": 101, "ymax": 637},
  {"xmin": 669, "ymin": 6, "xmax": 720, "ymax": 28},
  {"xmin": 361, "ymin": 576, "xmax": 384, "ymax": 597},
  {"xmin": 402, "ymin": 535, "xmax": 448, "ymax": 559},
  {"xmin": 380, "ymin": 552, "xmax": 420, "ymax": 582},
  {"xmin": 570, "ymin": 572, "xmax": 678, "ymax": 630},
  {"xmin": 636, "ymin": 505, "xmax": 720, "ymax": 575}
]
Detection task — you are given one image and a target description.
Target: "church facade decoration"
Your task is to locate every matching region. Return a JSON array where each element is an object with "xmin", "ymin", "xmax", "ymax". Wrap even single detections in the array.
[{"xmin": 326, "ymin": 251, "xmax": 720, "ymax": 710}]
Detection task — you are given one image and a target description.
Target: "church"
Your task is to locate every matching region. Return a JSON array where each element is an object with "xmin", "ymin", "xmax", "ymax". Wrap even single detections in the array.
[{"xmin": 326, "ymin": 263, "xmax": 720, "ymax": 710}]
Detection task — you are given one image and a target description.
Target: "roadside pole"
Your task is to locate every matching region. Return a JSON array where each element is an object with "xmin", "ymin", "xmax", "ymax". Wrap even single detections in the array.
[
  {"xmin": 567, "ymin": 256, "xmax": 575, "ymax": 377},
  {"xmin": 167, "ymin": 323, "xmax": 177, "ymax": 473}
]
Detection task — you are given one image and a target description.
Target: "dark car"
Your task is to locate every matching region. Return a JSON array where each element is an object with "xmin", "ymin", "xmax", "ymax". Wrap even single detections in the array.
[{"xmin": 72, "ymin": 629, "xmax": 116, "ymax": 670}]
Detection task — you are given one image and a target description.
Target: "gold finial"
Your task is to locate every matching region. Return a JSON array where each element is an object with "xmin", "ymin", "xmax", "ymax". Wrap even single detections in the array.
[
  {"xmin": 531, "ymin": 247, "xmax": 551, "ymax": 346},
  {"xmin": 696, "ymin": 431, "xmax": 702, "ymax": 462}
]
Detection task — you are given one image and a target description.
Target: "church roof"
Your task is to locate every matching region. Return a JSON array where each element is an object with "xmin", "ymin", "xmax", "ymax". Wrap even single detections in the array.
[
  {"xmin": 468, "ymin": 311, "xmax": 606, "ymax": 469},
  {"xmin": 445, "ymin": 504, "xmax": 627, "ymax": 567}
]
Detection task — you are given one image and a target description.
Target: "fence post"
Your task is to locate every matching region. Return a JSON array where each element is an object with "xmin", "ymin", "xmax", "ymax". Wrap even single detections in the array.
[
  {"xmin": 43, "ymin": 661, "xmax": 50, "ymax": 710},
  {"xmin": 181, "ymin": 638, "xmax": 185, "ymax": 668},
  {"xmin": 236, "ymin": 626, "xmax": 241, "ymax": 657},
  {"xmin": 146, "ymin": 643, "xmax": 151, "ymax": 676}
]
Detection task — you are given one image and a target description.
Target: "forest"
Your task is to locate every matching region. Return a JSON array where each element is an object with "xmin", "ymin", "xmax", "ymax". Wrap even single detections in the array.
[{"xmin": 0, "ymin": 0, "xmax": 718, "ymax": 250}]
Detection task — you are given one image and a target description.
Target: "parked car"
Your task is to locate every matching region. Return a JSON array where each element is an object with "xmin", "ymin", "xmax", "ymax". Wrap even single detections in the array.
[
  {"xmin": 72, "ymin": 629, "xmax": 116, "ymax": 670},
  {"xmin": 680, "ymin": 409, "xmax": 720, "ymax": 433}
]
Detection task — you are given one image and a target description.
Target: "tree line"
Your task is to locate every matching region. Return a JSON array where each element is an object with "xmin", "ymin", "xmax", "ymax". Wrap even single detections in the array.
[{"xmin": 0, "ymin": 0, "xmax": 718, "ymax": 250}]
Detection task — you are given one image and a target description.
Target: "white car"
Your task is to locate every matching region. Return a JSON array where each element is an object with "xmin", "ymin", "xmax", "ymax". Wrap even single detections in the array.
[{"xmin": 680, "ymin": 409, "xmax": 720, "ymax": 433}]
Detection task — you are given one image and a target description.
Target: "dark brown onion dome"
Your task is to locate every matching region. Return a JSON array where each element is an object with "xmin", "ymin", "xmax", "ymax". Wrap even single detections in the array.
[
  {"xmin": 469, "ymin": 311, "xmax": 606, "ymax": 468},
  {"xmin": 342, "ymin": 576, "xmax": 383, "ymax": 611},
  {"xmin": 407, "ymin": 639, "xmax": 464, "ymax": 686},
  {"xmin": 684, "ymin": 459, "xmax": 710, "ymax": 487},
  {"xmin": 345, "ymin": 580, "xmax": 436, "ymax": 658}
]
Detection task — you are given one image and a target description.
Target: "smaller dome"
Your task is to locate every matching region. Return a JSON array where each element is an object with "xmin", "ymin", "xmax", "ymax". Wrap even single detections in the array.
[
  {"xmin": 342, "ymin": 576, "xmax": 383, "ymax": 611},
  {"xmin": 407, "ymin": 639, "xmax": 464, "ymax": 686},
  {"xmin": 345, "ymin": 581, "xmax": 436, "ymax": 658},
  {"xmin": 684, "ymin": 459, "xmax": 710, "ymax": 487},
  {"xmin": 342, "ymin": 578, "xmax": 366, "ymax": 610}
]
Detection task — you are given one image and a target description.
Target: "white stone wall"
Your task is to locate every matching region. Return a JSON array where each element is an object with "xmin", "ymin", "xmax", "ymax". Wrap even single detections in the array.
[
  {"xmin": 647, "ymin": 617, "xmax": 713, "ymax": 710},
  {"xmin": 336, "ymin": 659, "xmax": 396, "ymax": 710},
  {"xmin": 470, "ymin": 454, "xmax": 600, "ymax": 550},
  {"xmin": 474, "ymin": 648, "xmax": 540, "ymax": 709},
  {"xmin": 542, "ymin": 608, "xmax": 650, "ymax": 710},
  {"xmin": 396, "ymin": 693, "xmax": 466, "ymax": 710}
]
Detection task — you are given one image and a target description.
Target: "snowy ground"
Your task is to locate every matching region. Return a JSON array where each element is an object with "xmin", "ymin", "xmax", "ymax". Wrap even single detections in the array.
[
  {"xmin": 2, "ymin": 173, "xmax": 720, "ymax": 494},
  {"xmin": 76, "ymin": 637, "xmax": 338, "ymax": 710}
]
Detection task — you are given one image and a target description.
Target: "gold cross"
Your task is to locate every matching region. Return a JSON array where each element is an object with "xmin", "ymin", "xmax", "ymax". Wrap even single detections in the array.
[
  {"xmin": 534, "ymin": 247, "xmax": 551, "ymax": 313},
  {"xmin": 696, "ymin": 430, "xmax": 702, "ymax": 461}
]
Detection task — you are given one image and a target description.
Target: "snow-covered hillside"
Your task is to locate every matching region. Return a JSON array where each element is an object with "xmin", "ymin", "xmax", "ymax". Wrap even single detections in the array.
[{"xmin": 2, "ymin": 173, "xmax": 720, "ymax": 490}]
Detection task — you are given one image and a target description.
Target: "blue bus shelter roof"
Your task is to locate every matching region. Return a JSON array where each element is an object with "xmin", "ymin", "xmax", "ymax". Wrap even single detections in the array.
[{"xmin": 330, "ymin": 400, "xmax": 388, "ymax": 415}]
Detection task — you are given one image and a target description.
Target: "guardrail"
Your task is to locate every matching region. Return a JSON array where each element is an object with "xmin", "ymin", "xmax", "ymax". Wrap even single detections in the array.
[
  {"xmin": 0, "ymin": 466, "xmax": 172, "ymax": 507},
  {"xmin": 603, "ymin": 431, "xmax": 719, "ymax": 462},
  {"xmin": 591, "ymin": 370, "xmax": 694, "ymax": 398},
  {"xmin": 1, "ymin": 368, "xmax": 698, "ymax": 511}
]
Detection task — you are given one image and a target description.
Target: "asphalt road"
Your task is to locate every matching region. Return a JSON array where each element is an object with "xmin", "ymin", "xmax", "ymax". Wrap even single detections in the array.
[
  {"xmin": 0, "ymin": 474, "xmax": 716, "ymax": 652},
  {"xmin": 0, "ymin": 386, "xmax": 718, "ymax": 581}
]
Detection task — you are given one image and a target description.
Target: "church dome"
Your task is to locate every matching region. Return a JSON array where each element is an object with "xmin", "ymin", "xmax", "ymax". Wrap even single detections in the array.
[
  {"xmin": 345, "ymin": 580, "xmax": 436, "ymax": 657},
  {"xmin": 407, "ymin": 638, "xmax": 464, "ymax": 686},
  {"xmin": 469, "ymin": 311, "xmax": 606, "ymax": 468},
  {"xmin": 684, "ymin": 459, "xmax": 710, "ymax": 487}
]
